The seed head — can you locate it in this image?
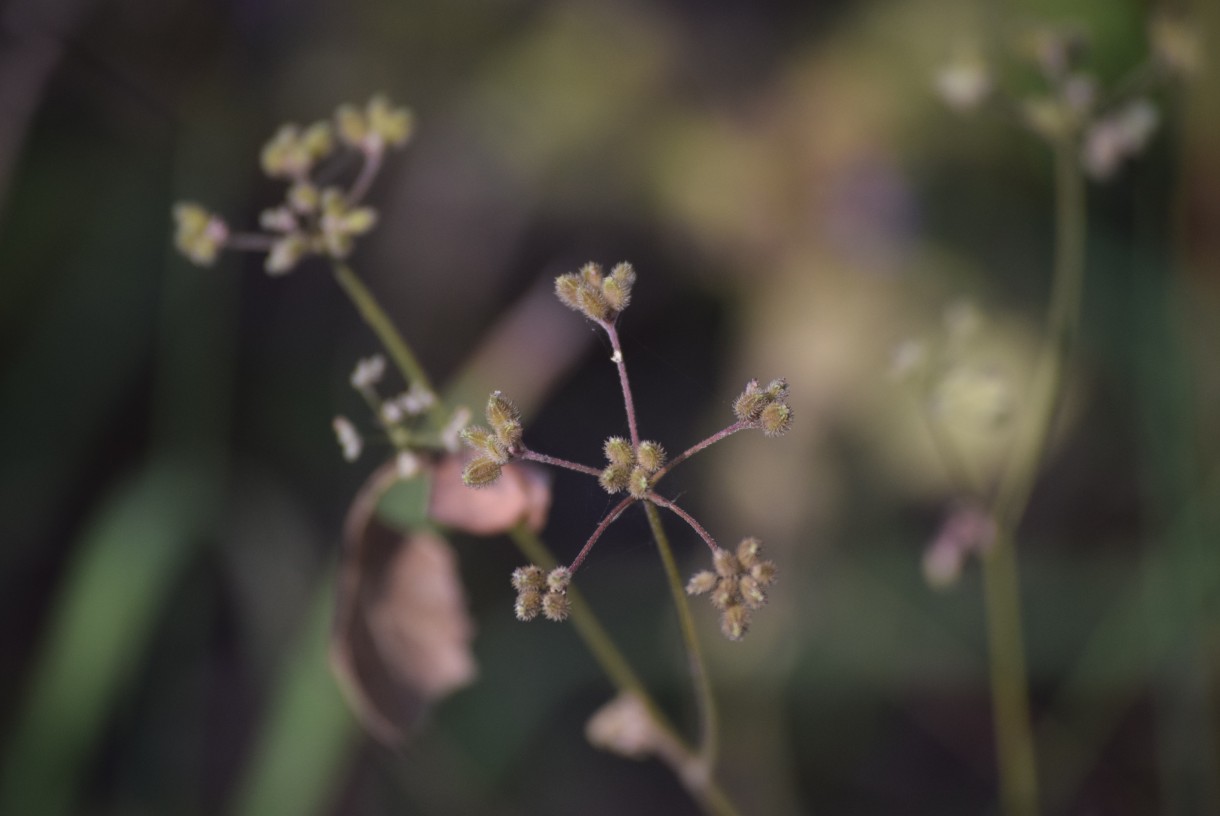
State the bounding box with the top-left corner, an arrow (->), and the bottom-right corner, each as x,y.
759,401 -> 793,437
515,591 -> 543,621
542,591 -> 571,622
512,565 -> 545,593
720,605 -> 750,641
712,548 -> 740,578
603,436 -> 635,467
686,571 -> 718,595
599,463 -> 631,494
626,466 -> 652,499
546,566 -> 572,593
636,441 -> 666,473
461,456 -> 503,487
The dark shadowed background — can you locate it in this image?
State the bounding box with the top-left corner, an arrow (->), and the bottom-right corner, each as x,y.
2,0 -> 1219,813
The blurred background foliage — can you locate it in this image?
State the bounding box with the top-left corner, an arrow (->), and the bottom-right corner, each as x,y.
2,0 -> 1219,813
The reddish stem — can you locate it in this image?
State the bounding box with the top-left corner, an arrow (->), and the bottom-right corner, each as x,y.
569,495 -> 637,573
600,320 -> 641,449
646,493 -> 721,554
651,420 -> 748,483
519,447 -> 603,478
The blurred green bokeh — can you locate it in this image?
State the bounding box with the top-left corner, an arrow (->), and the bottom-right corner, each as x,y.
2,0 -> 1218,813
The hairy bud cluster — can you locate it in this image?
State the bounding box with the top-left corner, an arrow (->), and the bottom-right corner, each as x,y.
172,95 -> 411,275
733,378 -> 793,437
686,537 -> 777,640
460,391 -> 524,487
554,262 -> 637,323
598,436 -> 667,498
512,564 -> 572,622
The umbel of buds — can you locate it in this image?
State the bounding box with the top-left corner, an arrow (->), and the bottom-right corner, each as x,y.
599,437 -> 667,498
733,378 -> 794,437
686,538 -> 778,641
554,262 -> 637,323
512,565 -> 572,622
172,94 -> 412,276
461,391 -> 524,487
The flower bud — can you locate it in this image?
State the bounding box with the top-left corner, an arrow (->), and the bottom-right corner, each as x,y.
512,565 -> 545,593
599,463 -> 631,494
686,571 -> 718,595
515,590 -> 542,621
542,591 -> 571,621
636,441 -> 666,473
720,604 -> 750,641
759,401 -> 793,437
461,456 -> 503,487
603,436 -> 634,467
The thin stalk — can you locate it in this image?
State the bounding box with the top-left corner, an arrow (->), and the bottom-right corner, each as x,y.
647,493 -> 721,555
568,496 -> 637,574
652,421 -> 747,483
982,134 -> 1087,816
509,526 -> 741,816
601,321 -> 641,448
518,447 -> 604,478
643,502 -> 720,772
332,263 -> 436,398
347,147 -> 384,205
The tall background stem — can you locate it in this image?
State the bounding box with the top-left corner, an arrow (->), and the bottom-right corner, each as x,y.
983,135 -> 1087,816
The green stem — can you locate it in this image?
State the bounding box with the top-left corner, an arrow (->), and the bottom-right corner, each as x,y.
510,526 -> 740,816
983,134 -> 1087,816
332,263 -> 435,397
643,502 -> 720,772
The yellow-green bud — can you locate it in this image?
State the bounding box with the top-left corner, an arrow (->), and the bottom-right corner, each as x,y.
739,575 -> 767,609
635,441 -> 666,473
512,565 -> 545,593
302,120 -> 334,158
686,571 -> 718,595
461,456 -> 503,487
751,560 -> 778,586
759,401 -> 793,437
601,262 -> 636,312
546,567 -> 571,592
515,590 -> 542,621
342,206 -> 378,235
366,94 -> 413,147
172,202 -> 228,266
288,182 -> 320,213
626,466 -> 651,499
542,591 -> 571,621
736,536 -> 762,567
265,233 -> 310,275
599,463 -> 631,494
712,548 -> 740,578
720,604 -> 750,641
603,436 -> 634,467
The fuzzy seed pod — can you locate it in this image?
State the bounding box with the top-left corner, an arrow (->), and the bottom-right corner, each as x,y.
603,436 -> 635,467
494,419 -> 523,449
599,463 -> 631,494
576,286 -> 611,322
739,576 -> 767,609
515,591 -> 542,621
579,262 -> 604,286
485,391 -> 520,431
512,565 -> 545,593
635,441 -> 666,473
601,262 -> 636,312
712,548 -> 740,578
710,581 -> 736,610
460,425 -> 510,464
720,605 -> 750,641
626,466 -> 652,499
733,382 -> 769,422
461,456 -> 503,487
542,591 -> 571,621
555,275 -> 583,311
751,560 -> 778,586
759,401 -> 793,437
686,571 -> 718,595
764,378 -> 789,401
546,567 -> 572,593
736,537 -> 763,567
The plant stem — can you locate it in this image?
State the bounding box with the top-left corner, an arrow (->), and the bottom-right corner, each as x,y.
601,321 -> 641,448
982,134 -> 1086,816
332,263 -> 436,398
509,526 -> 740,816
568,495 -> 636,573
647,492 -> 721,555
643,502 -> 720,773
518,447 -> 604,478
652,421 -> 747,483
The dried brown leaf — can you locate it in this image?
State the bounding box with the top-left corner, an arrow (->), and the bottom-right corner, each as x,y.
331,463 -> 476,746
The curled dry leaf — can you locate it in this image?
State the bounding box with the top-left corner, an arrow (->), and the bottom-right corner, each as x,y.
428,453 -> 551,535
331,463 -> 477,746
